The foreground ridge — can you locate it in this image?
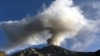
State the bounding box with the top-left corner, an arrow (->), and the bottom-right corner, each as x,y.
1,45 -> 100,56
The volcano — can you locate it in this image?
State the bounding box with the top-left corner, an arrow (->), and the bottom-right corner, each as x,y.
3,45 -> 98,56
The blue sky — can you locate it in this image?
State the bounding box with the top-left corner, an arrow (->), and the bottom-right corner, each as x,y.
0,0 -> 100,52
0,0 -> 53,21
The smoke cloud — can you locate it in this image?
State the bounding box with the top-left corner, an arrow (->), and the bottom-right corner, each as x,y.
0,0 -> 100,53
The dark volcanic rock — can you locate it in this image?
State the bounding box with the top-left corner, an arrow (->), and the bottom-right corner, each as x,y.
91,50 -> 100,56
9,45 -> 100,56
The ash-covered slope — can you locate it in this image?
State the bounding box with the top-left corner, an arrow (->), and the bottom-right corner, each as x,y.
10,45 -> 100,56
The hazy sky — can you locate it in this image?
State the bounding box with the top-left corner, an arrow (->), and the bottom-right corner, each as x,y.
0,0 -> 100,52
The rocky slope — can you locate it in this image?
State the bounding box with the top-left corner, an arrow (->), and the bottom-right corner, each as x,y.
0,51 -> 6,56
10,45 -> 100,56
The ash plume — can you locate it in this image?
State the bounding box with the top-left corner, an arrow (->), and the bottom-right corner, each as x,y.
0,0 -> 100,54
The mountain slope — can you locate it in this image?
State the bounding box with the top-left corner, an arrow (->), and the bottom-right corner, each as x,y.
10,45 -> 100,56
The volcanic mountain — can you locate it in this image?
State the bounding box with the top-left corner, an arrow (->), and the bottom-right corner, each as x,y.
7,45 -> 100,56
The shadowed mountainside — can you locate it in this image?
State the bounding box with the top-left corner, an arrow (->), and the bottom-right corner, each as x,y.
9,45 -> 100,56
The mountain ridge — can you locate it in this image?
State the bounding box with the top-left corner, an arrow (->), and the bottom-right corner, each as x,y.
9,45 -> 100,56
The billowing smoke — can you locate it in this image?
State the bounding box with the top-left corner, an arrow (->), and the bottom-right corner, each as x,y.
0,0 -> 100,54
